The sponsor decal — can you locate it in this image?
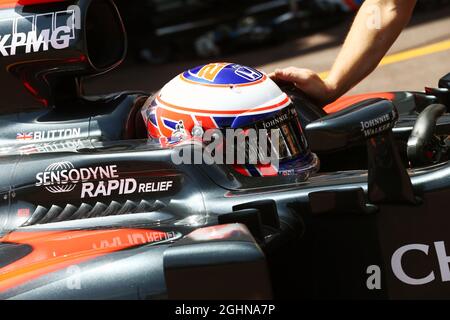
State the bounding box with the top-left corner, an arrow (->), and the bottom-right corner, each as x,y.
392,241 -> 450,285
92,230 -> 180,250
360,112 -> 395,137
184,63 -> 264,85
16,132 -> 33,140
261,110 -> 292,129
16,128 -> 82,141
234,65 -> 263,82
0,9 -> 76,56
36,161 -> 78,193
81,179 -> 174,199
35,161 -> 176,199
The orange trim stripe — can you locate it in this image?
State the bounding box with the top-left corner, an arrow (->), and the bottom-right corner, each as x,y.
0,0 -> 66,8
0,229 -> 172,293
157,95 -> 290,116
324,92 -> 395,114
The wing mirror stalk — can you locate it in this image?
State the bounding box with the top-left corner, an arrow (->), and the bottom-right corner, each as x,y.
306,98 -> 418,204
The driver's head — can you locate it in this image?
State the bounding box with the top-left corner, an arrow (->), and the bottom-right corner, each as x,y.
141,62 -> 319,178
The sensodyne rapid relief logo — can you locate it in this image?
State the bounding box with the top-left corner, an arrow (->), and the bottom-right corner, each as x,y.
35,161 -> 175,199
0,9 -> 76,56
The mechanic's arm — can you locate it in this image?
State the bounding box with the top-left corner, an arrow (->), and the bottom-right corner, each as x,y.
270,0 -> 417,106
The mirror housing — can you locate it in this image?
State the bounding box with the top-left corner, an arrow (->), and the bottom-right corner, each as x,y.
305,98 -> 398,153
0,0 -> 126,111
439,72 -> 450,90
407,104 -> 446,166
306,98 -> 418,204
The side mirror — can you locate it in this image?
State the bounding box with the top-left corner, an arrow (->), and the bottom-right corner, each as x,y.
431,73 -> 450,107
305,98 -> 398,153
306,98 -> 417,205
439,72 -> 450,90
407,104 -> 446,166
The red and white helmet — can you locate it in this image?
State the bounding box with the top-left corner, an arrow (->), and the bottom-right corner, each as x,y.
141,62 -> 319,178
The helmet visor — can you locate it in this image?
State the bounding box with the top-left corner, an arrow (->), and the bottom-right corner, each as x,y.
242,104 -> 309,163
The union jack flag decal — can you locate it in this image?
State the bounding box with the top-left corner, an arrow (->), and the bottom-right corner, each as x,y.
16,132 -> 33,140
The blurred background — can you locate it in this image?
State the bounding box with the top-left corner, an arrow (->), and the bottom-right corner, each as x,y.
85,0 -> 450,97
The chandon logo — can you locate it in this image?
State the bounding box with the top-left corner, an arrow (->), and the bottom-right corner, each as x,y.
392,241 -> 450,285
0,9 -> 76,56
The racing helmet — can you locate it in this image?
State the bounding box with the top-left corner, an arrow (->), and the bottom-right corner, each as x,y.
141,62 -> 319,178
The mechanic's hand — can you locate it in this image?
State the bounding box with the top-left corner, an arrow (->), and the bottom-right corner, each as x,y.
269,67 -> 338,106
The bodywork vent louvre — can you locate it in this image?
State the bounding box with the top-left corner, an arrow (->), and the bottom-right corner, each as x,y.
101,201 -> 122,217
117,200 -> 137,216
71,203 -> 93,221
39,205 -> 63,224
54,204 -> 78,222
23,200 -> 167,226
23,206 -> 48,226
86,202 -> 108,219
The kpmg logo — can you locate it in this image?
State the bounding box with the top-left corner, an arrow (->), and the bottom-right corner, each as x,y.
0,9 -> 77,56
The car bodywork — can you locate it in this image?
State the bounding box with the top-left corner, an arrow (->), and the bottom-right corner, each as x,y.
0,0 -> 450,300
